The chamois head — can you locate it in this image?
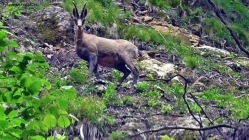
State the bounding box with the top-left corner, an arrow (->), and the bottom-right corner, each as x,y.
72,1 -> 88,29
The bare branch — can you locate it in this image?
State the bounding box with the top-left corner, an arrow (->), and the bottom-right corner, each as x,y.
130,124 -> 234,138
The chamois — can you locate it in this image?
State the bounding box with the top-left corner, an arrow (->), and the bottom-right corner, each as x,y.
72,2 -> 142,89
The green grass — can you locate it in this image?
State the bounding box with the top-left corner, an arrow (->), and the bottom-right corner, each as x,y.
63,0 -> 124,25
69,61 -> 88,84
184,56 -> 200,69
201,88 -> 249,120
205,0 -> 249,46
68,95 -> 114,126
142,0 -> 181,8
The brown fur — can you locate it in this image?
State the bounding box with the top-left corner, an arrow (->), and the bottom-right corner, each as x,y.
72,2 -> 142,88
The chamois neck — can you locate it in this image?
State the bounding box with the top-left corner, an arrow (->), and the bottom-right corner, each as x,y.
75,29 -> 85,46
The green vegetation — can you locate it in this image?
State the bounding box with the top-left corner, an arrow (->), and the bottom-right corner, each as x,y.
103,84 -> 120,106
199,0 -> 249,46
142,0 -> 181,9
63,0 -> 125,25
0,24 -> 73,139
110,131 -> 128,140
0,24 -> 113,139
184,56 -> 200,69
68,95 -> 114,127
69,61 -> 88,84
161,135 -> 175,140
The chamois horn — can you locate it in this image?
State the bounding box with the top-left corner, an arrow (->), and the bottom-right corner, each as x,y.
81,1 -> 87,18
72,1 -> 79,18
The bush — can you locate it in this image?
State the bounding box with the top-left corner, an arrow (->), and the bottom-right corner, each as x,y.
0,25 -> 78,139
69,61 -> 88,84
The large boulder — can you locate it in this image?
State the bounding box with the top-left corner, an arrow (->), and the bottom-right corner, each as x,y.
30,5 -> 73,46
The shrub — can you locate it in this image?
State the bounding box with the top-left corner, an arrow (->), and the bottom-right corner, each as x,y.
69,61 -> 88,84
0,25 -> 78,139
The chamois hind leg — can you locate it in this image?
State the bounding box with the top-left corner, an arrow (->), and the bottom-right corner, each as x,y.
115,62 -> 131,87
89,53 -> 98,80
122,57 -> 139,89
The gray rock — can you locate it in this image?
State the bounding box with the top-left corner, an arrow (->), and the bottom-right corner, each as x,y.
30,6 -> 73,45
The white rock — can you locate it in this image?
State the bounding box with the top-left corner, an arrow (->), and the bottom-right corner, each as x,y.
194,45 -> 230,56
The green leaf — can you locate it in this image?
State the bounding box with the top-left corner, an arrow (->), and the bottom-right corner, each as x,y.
0,22 -> 3,27
58,98 -> 68,110
20,75 -> 32,88
34,52 -> 46,63
50,89 -> 62,95
24,52 -> 34,59
57,115 -> 70,128
0,30 -> 7,39
2,135 -> 18,140
0,47 -> 6,52
27,80 -> 42,95
46,136 -> 54,140
11,118 -> 25,127
1,60 -> 13,69
41,79 -> 51,90
7,52 -> 17,60
2,91 -> 14,103
27,65 -> 36,72
8,110 -> 18,119
36,121 -> 48,134
47,105 -> 59,117
63,88 -> 77,99
0,120 -> 9,130
26,120 -> 41,131
6,40 -> 18,48
0,107 -> 6,121
30,135 -> 46,140
58,110 -> 68,115
41,94 -> 55,104
5,128 -> 22,139
43,114 -> 56,128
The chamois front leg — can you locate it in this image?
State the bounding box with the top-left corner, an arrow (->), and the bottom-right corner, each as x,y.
93,64 -> 100,80
89,53 -> 98,80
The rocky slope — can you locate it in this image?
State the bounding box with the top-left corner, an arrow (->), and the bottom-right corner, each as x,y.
3,0 -> 249,139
